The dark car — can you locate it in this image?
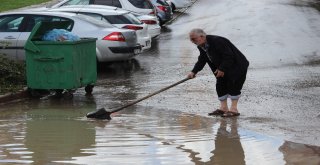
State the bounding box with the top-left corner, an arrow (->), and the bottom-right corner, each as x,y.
149,0 -> 173,26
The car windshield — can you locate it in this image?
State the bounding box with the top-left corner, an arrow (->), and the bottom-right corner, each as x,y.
104,13 -> 142,25
128,0 -> 153,9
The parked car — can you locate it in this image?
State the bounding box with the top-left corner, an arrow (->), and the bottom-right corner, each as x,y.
149,0 -> 173,26
0,11 -> 141,62
48,0 -> 157,18
31,4 -> 161,38
132,12 -> 160,38
47,5 -> 152,51
166,0 -> 193,11
77,5 -> 161,38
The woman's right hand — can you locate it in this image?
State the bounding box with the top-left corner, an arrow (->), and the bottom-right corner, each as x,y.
187,72 -> 196,79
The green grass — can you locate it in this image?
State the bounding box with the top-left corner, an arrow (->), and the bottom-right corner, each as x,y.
0,0 -> 52,12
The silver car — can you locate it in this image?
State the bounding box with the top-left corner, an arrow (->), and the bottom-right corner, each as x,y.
150,0 -> 173,26
0,11 -> 141,62
47,5 -> 152,52
48,0 -> 157,17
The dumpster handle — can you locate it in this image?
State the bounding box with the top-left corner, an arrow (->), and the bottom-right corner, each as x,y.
34,57 -> 64,61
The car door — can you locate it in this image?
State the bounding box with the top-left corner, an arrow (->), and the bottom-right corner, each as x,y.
0,15 -> 25,61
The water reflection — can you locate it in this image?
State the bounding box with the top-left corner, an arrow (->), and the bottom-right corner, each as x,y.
1,102 -> 320,164
210,118 -> 245,164
279,141 -> 320,164
0,98 -> 97,164
177,118 -> 245,165
25,109 -> 95,164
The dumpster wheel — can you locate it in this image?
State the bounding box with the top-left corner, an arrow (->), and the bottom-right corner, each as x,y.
62,90 -> 74,99
85,85 -> 94,94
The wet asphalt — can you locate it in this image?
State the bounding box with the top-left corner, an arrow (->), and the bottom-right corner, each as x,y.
91,0 -> 320,146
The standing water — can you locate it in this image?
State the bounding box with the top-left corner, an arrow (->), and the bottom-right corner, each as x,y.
0,99 -> 319,164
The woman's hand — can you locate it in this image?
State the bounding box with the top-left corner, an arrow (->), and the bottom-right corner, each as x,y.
214,69 -> 224,78
187,72 -> 196,79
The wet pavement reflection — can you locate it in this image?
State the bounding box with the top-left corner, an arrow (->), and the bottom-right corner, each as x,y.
1,102 -> 320,164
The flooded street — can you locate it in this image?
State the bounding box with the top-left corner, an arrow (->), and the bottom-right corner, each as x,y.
1,99 -> 319,164
1,0 -> 320,164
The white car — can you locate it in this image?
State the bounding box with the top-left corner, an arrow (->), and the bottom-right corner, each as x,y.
48,0 -> 157,17
132,12 -> 160,38
0,11 -> 141,62
167,0 -> 193,11
48,5 -> 152,51
30,5 -> 161,38
80,5 -> 161,38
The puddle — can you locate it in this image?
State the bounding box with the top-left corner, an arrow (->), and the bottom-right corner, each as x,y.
0,103 -> 319,164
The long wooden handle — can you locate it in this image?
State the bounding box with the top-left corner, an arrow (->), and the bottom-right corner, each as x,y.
110,77 -> 190,113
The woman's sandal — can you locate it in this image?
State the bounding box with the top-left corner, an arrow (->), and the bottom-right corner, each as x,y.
208,109 -> 225,116
222,111 -> 240,117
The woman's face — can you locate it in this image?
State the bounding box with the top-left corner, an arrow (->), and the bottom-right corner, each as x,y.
189,33 -> 206,46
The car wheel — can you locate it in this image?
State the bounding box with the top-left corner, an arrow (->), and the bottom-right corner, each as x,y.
158,17 -> 164,26
171,3 -> 176,12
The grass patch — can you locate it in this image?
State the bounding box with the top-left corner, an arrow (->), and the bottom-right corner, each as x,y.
0,54 -> 26,94
0,0 -> 52,12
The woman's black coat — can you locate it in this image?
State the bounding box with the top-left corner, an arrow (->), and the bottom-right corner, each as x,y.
191,35 -> 249,80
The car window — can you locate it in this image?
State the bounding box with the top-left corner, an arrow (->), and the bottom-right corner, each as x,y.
80,12 -> 105,21
156,0 -> 169,6
92,0 -> 122,8
104,13 -> 142,25
128,0 -> 153,9
0,15 -> 24,32
24,15 -> 73,32
61,0 -> 90,7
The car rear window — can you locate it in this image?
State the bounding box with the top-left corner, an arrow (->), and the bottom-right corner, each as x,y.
156,0 -> 169,6
128,0 -> 153,9
75,13 -> 114,28
93,0 -> 122,8
61,0 -> 90,7
104,13 -> 142,25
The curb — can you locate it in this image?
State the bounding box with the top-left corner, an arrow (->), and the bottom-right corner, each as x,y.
0,87 -> 29,104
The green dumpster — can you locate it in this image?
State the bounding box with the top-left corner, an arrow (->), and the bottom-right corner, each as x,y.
24,21 -> 97,97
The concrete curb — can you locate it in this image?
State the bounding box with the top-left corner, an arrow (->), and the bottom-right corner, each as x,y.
0,87 -> 29,104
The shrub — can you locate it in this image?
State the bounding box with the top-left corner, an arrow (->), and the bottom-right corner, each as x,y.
0,54 -> 26,94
